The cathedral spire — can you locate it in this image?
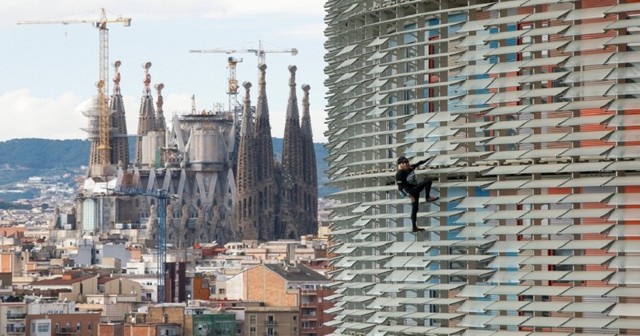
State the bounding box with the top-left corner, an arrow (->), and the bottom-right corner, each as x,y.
301,84 -> 313,140
134,62 -> 157,166
255,63 -> 271,131
285,65 -> 300,121
281,65 -> 305,239
155,83 -> 166,133
300,84 -> 318,236
252,63 -> 276,241
235,82 -> 259,240
241,82 -> 254,136
109,60 -> 129,168
113,60 -> 122,96
282,65 -> 303,176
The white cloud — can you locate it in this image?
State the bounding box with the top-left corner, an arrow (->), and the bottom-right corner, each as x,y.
0,89 -> 86,141
277,23 -> 327,39
0,88 -> 327,143
0,1 -> 329,142
202,0 -> 325,19
0,0 -> 325,25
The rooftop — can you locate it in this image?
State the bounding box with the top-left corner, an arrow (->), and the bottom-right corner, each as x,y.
264,264 -> 330,282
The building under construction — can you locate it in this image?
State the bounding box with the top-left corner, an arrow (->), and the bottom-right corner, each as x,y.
67,59 -> 317,248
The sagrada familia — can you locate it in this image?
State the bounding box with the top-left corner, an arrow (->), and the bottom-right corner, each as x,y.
60,60 -> 317,247
235,64 -> 318,241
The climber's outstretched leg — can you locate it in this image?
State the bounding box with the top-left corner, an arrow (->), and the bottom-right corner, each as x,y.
407,178 -> 438,231
409,196 -> 425,232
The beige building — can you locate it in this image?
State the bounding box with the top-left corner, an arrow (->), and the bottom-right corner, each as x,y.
77,276 -> 142,322
28,271 -> 98,302
242,306 -> 299,336
243,264 -> 329,307
0,301 -> 27,336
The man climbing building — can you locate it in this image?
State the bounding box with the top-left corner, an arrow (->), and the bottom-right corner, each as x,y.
395,156 -> 439,232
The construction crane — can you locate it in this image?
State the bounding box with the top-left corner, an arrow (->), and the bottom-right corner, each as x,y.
190,40 -> 297,108
248,40 -> 298,65
190,40 -> 298,66
189,40 -> 297,133
18,8 -> 132,172
188,54 -> 244,110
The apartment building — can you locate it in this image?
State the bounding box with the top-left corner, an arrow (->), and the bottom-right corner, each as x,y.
299,287 -> 336,336
324,0 -> 640,335
242,306 -> 299,336
25,312 -> 100,336
244,264 -> 331,307
1,301 -> 26,336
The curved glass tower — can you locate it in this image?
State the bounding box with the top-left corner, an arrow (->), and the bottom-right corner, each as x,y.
324,0 -> 640,335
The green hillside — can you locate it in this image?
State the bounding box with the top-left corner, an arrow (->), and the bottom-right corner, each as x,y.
0,138 -> 335,196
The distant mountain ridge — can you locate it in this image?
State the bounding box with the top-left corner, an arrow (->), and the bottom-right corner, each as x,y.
0,138 -> 90,168
0,138 -> 335,196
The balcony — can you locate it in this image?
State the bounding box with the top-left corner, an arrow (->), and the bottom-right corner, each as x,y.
56,327 -> 75,335
6,326 -> 26,334
301,314 -> 318,321
7,313 -> 27,319
300,324 -> 318,331
300,301 -> 318,308
265,320 -> 277,326
0,286 -> 13,295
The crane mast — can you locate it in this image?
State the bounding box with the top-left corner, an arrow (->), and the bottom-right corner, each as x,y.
18,8 -> 132,174
98,9 -> 111,95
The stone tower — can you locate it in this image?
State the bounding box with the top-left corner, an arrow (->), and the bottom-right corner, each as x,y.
234,64 -> 318,242
155,83 -> 167,133
235,82 -> 258,240
86,61 -> 129,174
281,65 -> 305,239
300,84 -> 318,236
109,60 -> 130,168
253,64 -> 277,241
134,62 -> 157,165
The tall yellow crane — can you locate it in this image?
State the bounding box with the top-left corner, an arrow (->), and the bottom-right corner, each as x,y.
18,9 -> 132,173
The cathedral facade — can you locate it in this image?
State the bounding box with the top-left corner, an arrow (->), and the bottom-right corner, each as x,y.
73,60 -> 318,246
235,64 -> 319,242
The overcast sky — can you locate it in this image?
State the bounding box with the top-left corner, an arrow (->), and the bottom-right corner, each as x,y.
0,0 -> 328,142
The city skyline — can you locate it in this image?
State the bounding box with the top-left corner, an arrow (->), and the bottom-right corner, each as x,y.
0,0 -> 328,142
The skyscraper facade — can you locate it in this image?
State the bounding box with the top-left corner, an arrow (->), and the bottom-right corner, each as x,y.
324,0 -> 640,334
